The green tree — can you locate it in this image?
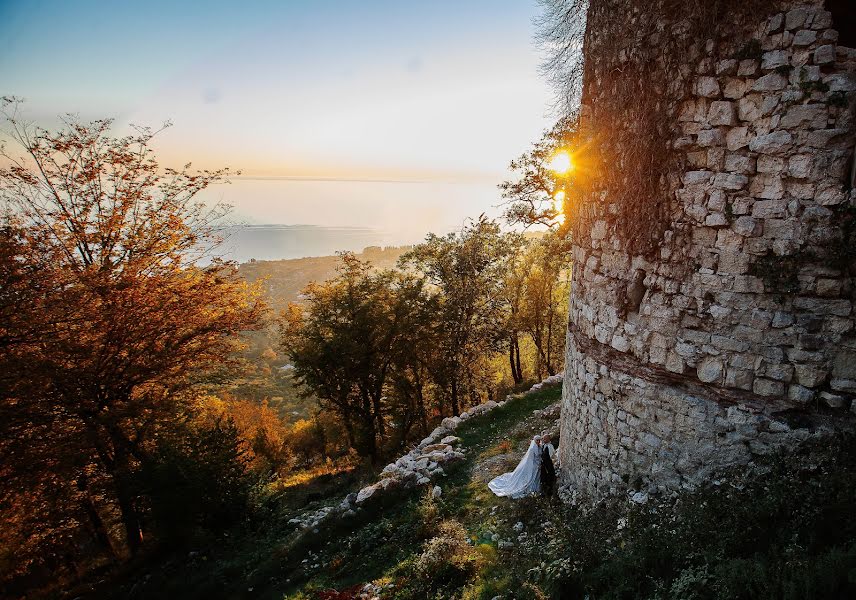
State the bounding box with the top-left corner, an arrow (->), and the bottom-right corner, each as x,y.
519,235 -> 571,377
400,217 -> 519,415
282,254 -> 425,461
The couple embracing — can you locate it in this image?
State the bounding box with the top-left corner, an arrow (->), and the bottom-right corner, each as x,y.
488,434 -> 557,499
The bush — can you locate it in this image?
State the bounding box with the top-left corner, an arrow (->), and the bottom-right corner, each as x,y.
532,436 -> 856,600
392,520 -> 482,599
139,417 -> 257,544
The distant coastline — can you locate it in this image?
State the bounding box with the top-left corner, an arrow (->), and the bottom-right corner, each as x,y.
215,224 -> 405,263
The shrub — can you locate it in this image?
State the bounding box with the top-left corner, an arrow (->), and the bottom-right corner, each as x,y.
532,436 -> 856,600
139,417 -> 257,544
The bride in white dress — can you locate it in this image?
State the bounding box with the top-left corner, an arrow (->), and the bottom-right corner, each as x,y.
488,435 -> 542,498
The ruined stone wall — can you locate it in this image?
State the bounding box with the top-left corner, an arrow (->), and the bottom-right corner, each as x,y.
559,0 -> 856,497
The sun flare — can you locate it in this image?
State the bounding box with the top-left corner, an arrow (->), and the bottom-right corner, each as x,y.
548,150 -> 572,175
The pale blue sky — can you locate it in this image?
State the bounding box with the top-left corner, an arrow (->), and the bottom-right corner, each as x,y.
1,0 -> 554,238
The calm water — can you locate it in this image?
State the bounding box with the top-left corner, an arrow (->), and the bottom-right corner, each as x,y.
199,177 -> 506,262
217,224 -> 398,263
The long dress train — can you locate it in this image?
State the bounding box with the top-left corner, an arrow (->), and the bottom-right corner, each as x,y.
487,439 -> 542,498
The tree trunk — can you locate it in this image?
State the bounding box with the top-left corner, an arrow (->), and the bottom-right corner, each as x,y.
515,337 -> 523,383
451,378 -> 460,416
508,336 -> 523,384
114,476 -> 143,556
77,475 -> 117,561
360,392 -> 379,463
99,424 -> 144,556
415,378 -> 428,436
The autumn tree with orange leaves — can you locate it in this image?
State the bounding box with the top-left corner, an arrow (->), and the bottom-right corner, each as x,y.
0,99 -> 265,582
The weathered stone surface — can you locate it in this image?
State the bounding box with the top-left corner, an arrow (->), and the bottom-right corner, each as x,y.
696,76 -> 721,97
698,357 -> 724,383
558,0 -> 856,502
733,216 -> 761,237
792,29 -> 817,46
748,131 -> 793,154
761,50 -> 789,70
814,44 -> 836,65
784,7 -> 807,30
752,73 -> 787,92
708,101 -> 736,125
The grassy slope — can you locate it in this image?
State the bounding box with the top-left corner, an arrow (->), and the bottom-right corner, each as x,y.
87,386 -> 560,600
273,385 -> 563,598
88,382 -> 856,600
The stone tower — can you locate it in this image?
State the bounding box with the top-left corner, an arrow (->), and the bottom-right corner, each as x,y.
559,0 -> 856,498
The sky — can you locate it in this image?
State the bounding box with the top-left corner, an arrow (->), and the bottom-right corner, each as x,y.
0,0 -> 555,256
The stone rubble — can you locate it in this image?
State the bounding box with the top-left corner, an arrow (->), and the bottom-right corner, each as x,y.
286,375 -> 563,531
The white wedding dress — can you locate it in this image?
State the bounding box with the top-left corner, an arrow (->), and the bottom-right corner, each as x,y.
487,439 -> 542,498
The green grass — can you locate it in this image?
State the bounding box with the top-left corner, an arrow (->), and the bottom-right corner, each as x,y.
83,386 -> 561,600
79,386 -> 856,600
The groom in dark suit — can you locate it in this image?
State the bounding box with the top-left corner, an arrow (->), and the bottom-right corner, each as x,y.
539,434 -> 557,497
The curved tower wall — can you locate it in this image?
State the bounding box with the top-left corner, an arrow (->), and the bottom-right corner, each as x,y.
560,0 -> 856,497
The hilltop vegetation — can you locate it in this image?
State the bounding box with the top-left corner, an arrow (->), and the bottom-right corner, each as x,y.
0,104 -> 571,598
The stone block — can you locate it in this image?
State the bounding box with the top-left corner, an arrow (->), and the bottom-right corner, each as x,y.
705,212 -> 728,227
752,73 -> 787,92
788,384 -> 815,403
713,172 -> 748,190
748,131 -> 793,154
711,334 -> 749,352
756,155 -> 786,173
611,335 -> 631,353
683,170 -> 714,185
697,128 -> 723,147
697,357 -> 724,383
761,50 -> 789,70
763,363 -> 794,382
792,29 -> 817,46
715,59 -> 738,75
725,368 -> 754,390
723,78 -> 747,99
813,44 -> 836,65
726,127 -> 750,151
724,153 -> 755,174
810,10 -> 833,29
733,216 -> 761,237
820,29 -> 838,43
816,278 -> 842,297
764,15 -> 786,36
738,59 -> 759,76
708,101 -> 736,126
707,148 -> 726,170
820,391 -> 845,408
785,8 -> 807,30
787,154 -> 812,178
749,174 -> 785,199
787,181 -> 815,199
737,94 -> 762,121
665,352 -> 685,374
806,129 -> 849,149
753,378 -> 785,397
780,104 -> 828,129
831,379 -> 856,393
833,349 -> 856,379
771,311 -> 794,328
696,76 -> 721,98
825,73 -> 856,93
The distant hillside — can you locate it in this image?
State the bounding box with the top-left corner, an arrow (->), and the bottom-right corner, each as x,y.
238,245 -> 410,310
